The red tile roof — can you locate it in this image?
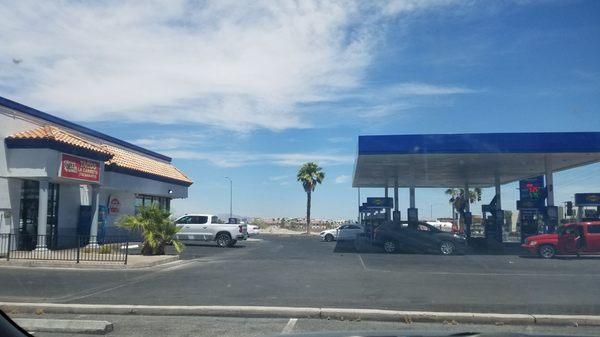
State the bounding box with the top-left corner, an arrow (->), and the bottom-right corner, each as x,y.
7,125 -> 111,156
7,125 -> 192,185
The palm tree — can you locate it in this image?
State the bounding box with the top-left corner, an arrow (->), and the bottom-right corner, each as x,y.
118,204 -> 185,255
297,162 -> 325,234
445,187 -> 482,231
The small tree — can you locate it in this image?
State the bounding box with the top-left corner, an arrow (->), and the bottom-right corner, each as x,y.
118,204 -> 185,255
297,162 -> 325,234
445,187 -> 482,232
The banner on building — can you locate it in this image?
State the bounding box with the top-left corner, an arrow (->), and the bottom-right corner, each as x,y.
59,153 -> 100,183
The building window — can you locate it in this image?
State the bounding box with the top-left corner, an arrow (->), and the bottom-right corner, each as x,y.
135,194 -> 171,214
47,183 -> 60,249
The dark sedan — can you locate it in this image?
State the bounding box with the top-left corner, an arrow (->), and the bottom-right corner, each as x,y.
374,221 -> 467,255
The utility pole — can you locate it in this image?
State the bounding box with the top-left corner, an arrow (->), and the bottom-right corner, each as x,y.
225,177 -> 232,220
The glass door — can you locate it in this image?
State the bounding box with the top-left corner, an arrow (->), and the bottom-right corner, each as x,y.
18,180 -> 39,250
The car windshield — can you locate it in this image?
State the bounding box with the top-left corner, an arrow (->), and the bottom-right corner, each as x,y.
2,2 -> 600,337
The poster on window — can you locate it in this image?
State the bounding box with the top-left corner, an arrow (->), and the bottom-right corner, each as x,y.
59,153 -> 100,182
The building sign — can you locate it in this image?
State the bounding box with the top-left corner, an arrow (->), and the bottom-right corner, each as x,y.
366,197 -> 393,209
59,153 -> 100,183
108,197 -> 120,214
575,193 -> 600,206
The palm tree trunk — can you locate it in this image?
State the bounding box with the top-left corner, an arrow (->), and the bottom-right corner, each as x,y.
306,191 -> 311,234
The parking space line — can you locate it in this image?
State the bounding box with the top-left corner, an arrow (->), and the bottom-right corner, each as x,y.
358,254 -> 367,271
281,318 -> 297,334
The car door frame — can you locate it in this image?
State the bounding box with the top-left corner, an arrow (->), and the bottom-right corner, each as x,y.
557,224 -> 578,254
583,224 -> 600,253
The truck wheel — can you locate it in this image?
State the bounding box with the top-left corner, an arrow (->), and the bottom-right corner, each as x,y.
227,239 -> 237,247
324,234 -> 334,242
216,233 -> 232,248
440,241 -> 455,255
383,240 -> 397,253
538,244 -> 556,259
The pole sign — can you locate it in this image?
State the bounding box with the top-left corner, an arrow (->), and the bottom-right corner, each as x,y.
517,176 -> 545,210
59,153 -> 100,183
574,193 -> 600,206
366,197 -> 393,209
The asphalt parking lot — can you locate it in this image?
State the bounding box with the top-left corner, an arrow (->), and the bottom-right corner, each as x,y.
1,234 -> 600,315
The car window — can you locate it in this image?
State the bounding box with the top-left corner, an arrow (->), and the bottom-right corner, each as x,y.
176,216 -> 191,224
417,224 -> 430,232
587,225 -> 600,234
211,216 -> 219,224
191,216 -> 208,224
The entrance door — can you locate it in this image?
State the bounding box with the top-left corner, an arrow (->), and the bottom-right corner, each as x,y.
18,180 -> 39,250
46,183 -> 60,249
557,225 -> 578,254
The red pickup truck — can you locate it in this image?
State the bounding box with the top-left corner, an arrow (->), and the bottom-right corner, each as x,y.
522,221 -> 600,258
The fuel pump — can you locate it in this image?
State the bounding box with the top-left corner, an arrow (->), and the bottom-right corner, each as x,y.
482,195 -> 503,243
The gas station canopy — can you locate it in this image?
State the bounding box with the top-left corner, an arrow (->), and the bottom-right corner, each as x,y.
353,132 -> 600,188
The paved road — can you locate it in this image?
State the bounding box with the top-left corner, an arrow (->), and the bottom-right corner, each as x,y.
1,234 -> 600,314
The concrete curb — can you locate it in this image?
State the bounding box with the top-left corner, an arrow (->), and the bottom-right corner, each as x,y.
3,302 -> 600,326
13,318 -> 113,334
0,255 -> 179,270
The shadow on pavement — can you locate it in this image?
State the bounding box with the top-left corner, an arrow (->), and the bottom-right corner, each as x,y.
333,237 -> 530,257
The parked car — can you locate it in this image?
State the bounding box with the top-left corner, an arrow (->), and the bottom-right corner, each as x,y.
320,224 -> 364,242
246,223 -> 260,236
374,221 -> 467,255
521,221 -> 600,258
174,214 -> 248,247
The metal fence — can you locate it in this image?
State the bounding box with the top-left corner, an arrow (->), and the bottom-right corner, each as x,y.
0,234 -> 129,264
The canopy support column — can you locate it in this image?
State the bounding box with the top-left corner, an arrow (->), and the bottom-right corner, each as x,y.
545,156 -> 554,206
409,187 -> 415,208
394,178 -> 399,212
384,187 -> 390,220
494,173 -> 502,210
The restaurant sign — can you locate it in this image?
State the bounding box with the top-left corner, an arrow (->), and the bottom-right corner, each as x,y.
59,153 -> 100,183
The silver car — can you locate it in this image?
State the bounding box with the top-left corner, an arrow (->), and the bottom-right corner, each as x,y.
320,224 -> 364,242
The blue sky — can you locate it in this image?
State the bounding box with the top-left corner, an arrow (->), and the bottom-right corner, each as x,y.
1,1 -> 599,219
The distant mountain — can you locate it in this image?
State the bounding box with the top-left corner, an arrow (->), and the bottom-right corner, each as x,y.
216,213 -> 252,221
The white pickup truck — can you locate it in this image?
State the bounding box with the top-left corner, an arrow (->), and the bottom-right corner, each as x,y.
174,214 -> 248,247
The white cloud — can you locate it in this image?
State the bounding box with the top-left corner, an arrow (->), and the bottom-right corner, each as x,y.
334,174 -> 350,184
389,82 -> 478,95
166,150 -> 353,168
0,1 -> 456,131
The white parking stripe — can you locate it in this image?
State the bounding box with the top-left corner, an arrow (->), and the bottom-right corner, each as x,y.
358,254 -> 367,271
281,318 -> 298,334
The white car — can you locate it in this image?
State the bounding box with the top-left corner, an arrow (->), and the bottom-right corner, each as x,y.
246,224 -> 260,236
174,214 -> 248,247
320,224 -> 364,242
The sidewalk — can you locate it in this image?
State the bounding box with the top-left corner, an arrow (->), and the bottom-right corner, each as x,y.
3,302 -> 600,327
0,254 -> 178,269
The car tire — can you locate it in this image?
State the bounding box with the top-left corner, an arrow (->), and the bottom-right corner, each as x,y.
440,241 -> 455,255
227,239 -> 237,248
324,234 -> 334,242
216,233 -> 232,248
383,239 -> 397,253
538,244 -> 556,259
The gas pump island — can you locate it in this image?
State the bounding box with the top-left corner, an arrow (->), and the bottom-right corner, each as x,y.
352,132 -> 600,246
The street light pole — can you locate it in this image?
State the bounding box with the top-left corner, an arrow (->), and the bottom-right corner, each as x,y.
224,177 -> 232,219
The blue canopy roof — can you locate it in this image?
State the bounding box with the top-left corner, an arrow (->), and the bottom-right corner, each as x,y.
353,132 -> 600,188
